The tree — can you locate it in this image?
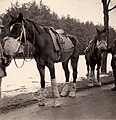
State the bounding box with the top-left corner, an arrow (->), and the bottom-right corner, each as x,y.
1,1 -> 116,57
101,0 -> 116,73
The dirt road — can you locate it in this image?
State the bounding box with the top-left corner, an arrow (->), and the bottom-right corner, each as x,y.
0,84 -> 116,120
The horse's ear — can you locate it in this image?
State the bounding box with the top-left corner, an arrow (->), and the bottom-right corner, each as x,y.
101,27 -> 106,33
96,27 -> 106,35
16,13 -> 23,23
9,14 -> 17,26
10,14 -> 15,20
18,13 -> 23,18
96,27 -> 100,34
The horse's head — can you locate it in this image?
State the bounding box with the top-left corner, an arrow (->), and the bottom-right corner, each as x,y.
95,28 -> 107,52
3,13 -> 26,56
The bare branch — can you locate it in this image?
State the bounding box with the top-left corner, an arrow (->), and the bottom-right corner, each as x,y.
107,0 -> 111,6
108,5 -> 116,12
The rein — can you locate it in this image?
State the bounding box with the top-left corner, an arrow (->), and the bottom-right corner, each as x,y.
13,21 -> 35,68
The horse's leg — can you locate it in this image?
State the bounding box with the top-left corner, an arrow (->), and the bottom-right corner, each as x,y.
91,65 -> 95,82
69,56 -> 79,97
86,60 -> 90,78
47,61 -> 60,107
87,63 -> 95,86
0,78 -> 2,99
111,67 -> 116,90
37,64 -> 46,106
96,62 -> 102,86
60,59 -> 70,97
96,69 -> 101,86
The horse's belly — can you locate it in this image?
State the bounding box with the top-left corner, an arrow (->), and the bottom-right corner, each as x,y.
58,48 -> 74,62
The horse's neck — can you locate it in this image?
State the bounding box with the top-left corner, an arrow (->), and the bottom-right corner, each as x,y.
25,20 -> 44,46
92,36 -> 97,45
87,38 -> 97,56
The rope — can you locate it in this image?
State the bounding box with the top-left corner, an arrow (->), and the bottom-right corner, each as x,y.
23,21 -> 35,62
13,56 -> 25,68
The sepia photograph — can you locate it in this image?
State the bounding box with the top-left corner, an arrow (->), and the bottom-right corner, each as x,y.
0,0 -> 116,119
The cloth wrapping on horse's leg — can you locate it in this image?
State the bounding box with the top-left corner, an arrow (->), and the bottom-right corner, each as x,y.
87,71 -> 96,86
88,71 -> 95,81
37,88 -> 46,106
60,82 -> 70,97
93,70 -> 102,87
51,79 -> 60,107
69,82 -> 76,97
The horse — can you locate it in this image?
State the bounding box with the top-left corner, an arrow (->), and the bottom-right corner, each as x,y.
4,13 -> 81,107
84,28 -> 107,86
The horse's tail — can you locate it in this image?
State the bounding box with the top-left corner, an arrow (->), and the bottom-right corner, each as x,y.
67,34 -> 80,78
67,34 -> 82,56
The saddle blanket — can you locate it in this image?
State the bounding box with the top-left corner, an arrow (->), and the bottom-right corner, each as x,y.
49,29 -> 74,52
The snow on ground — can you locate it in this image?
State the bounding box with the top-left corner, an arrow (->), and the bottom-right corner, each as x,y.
1,55 -> 112,97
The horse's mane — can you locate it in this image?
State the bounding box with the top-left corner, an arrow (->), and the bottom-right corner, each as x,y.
25,19 -> 44,34
85,36 -> 98,54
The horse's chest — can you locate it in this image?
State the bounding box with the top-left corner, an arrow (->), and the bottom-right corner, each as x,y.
112,48 -> 116,61
90,53 -> 100,63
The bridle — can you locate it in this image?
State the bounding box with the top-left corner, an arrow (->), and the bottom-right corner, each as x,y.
9,21 -> 35,68
10,22 -> 27,43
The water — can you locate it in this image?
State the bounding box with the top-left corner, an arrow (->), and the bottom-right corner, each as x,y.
1,55 -> 112,97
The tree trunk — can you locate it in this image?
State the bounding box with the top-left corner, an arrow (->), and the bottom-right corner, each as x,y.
101,0 -> 109,74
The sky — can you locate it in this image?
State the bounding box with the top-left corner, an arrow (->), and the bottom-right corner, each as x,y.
0,0 -> 116,28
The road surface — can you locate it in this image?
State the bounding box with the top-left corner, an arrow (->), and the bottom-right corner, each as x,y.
0,84 -> 116,120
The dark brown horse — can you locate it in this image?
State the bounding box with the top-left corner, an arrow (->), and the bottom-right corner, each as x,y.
4,13 -> 81,106
85,28 -> 107,86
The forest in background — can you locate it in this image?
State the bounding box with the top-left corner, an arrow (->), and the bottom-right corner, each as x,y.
0,0 -> 116,55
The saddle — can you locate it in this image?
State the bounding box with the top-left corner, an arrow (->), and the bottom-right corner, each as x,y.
84,40 -> 93,53
43,27 -> 74,52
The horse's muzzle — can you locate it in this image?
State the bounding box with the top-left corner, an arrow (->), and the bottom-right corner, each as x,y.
3,36 -> 21,56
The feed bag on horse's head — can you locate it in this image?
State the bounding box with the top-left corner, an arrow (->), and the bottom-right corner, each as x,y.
4,37 -> 21,56
97,40 -> 107,51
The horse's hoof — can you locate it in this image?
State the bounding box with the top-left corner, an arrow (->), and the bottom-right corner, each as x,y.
52,98 -> 61,107
111,87 -> 116,91
53,102 -> 61,107
37,88 -> 46,106
60,83 -> 69,97
69,83 -> 76,97
98,82 -> 102,86
86,73 -> 89,77
87,83 -> 94,87
69,91 -> 76,98
60,92 -> 68,97
38,102 -> 45,106
94,82 -> 102,87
